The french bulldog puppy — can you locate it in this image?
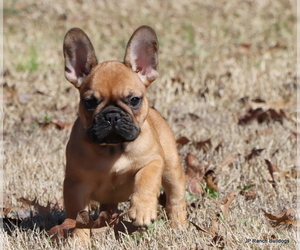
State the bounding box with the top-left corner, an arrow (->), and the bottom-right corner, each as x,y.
63,26 -> 186,228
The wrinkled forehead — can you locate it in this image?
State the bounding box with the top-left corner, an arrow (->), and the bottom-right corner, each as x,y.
81,61 -> 146,98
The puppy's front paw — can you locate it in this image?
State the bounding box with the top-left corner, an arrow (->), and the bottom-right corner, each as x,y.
128,195 -> 157,227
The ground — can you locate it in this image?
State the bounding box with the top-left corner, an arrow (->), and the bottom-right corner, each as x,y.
2,0 -> 298,249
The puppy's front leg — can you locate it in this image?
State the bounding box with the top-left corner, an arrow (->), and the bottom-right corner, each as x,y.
63,178 -> 92,219
129,159 -> 163,227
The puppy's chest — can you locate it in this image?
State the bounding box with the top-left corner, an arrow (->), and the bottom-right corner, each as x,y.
90,155 -> 138,203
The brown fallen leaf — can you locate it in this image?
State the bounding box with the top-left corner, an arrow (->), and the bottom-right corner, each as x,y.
211,235 -> 225,248
50,197 -> 64,211
188,178 -> 204,196
190,214 -> 219,236
238,98 -> 294,125
251,98 -> 294,113
190,214 -> 225,248
189,221 -> 211,235
17,197 -> 51,215
238,108 -> 265,125
4,196 -> 58,220
264,159 -> 280,182
237,43 -> 252,54
2,206 -> 25,217
240,189 -> 257,201
195,139 -> 212,153
75,210 -> 95,228
49,218 -> 76,241
214,142 -> 223,152
205,170 -> 218,192
262,208 -> 300,227
52,121 -> 73,130
185,153 -> 206,179
216,154 -> 237,171
176,136 -> 190,145
49,209 -> 127,244
185,152 -> 218,197
39,121 -> 73,130
244,148 -> 265,161
213,191 -> 236,220
188,112 -> 201,120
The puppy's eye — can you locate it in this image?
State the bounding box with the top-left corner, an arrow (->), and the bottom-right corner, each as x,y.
83,98 -> 98,111
129,96 -> 142,108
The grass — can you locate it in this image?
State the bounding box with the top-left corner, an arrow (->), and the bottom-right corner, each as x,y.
2,0 -> 298,249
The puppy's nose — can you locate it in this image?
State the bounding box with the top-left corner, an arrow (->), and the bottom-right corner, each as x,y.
104,112 -> 121,125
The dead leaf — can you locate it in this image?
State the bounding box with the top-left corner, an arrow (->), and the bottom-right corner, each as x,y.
171,74 -> 185,85
238,98 -> 294,125
262,208 -> 300,227
251,98 -> 294,113
238,43 -> 252,54
189,221 -> 211,235
49,218 -> 77,241
238,108 -> 266,125
211,235 -> 225,248
49,209 -> 127,244
39,121 -> 73,130
185,153 -> 206,179
176,136 -> 190,145
112,220 -> 140,237
75,210 -> 95,228
185,153 -> 208,196
216,154 -> 237,171
205,171 -> 218,191
244,148 -> 265,161
52,121 -> 73,130
240,190 -> 257,201
17,197 -> 51,214
214,142 -> 223,152
190,215 -> 224,248
264,159 -> 280,182
190,214 -> 219,236
196,139 -> 212,153
188,178 -> 204,196
188,112 -> 201,120
50,197 -> 64,211
213,191 -> 236,220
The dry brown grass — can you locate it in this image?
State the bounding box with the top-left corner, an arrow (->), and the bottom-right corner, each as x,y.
2,0 -> 298,249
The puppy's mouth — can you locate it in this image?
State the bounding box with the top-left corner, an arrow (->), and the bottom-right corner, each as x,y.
86,107 -> 140,144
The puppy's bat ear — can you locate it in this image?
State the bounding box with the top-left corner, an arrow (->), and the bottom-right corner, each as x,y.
63,28 -> 98,88
124,26 -> 159,87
